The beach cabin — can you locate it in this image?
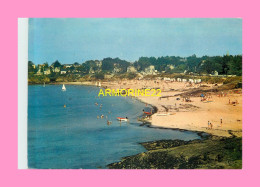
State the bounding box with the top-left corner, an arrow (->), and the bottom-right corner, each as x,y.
189,79 -> 194,83
60,69 -> 67,74
164,77 -> 171,81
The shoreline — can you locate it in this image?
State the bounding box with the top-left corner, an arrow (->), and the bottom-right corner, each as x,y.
100,80 -> 242,138
107,134 -> 242,169
42,80 -> 242,137
32,81 -> 242,137
29,82 -> 242,169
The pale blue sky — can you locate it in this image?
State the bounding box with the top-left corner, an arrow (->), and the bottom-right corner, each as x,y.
29,18 -> 242,64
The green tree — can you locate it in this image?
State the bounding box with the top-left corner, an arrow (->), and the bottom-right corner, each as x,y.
227,55 -> 242,76
95,72 -> 104,79
28,61 -> 36,73
52,60 -> 61,67
43,62 -> 49,68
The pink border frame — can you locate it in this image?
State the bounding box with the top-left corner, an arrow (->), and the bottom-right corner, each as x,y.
1,0 -> 260,186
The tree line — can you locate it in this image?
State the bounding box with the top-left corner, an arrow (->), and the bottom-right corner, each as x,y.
28,54 -> 242,76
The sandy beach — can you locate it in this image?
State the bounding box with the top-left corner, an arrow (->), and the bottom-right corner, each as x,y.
102,80 -> 242,137
60,80 -> 242,137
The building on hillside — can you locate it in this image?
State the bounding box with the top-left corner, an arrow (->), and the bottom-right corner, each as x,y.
113,67 -> 121,73
60,69 -> 67,74
73,63 -> 81,68
44,68 -> 51,75
89,67 -> 95,74
212,70 -> 218,76
144,65 -> 157,75
127,66 -> 137,73
53,67 -> 60,73
200,60 -> 206,66
64,64 -> 73,68
35,70 -> 43,76
165,64 -> 175,71
35,64 -> 44,75
95,61 -> 102,68
113,64 -> 122,74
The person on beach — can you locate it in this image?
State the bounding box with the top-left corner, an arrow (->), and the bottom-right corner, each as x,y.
208,121 -> 210,129
210,123 -> 213,129
220,118 -> 223,127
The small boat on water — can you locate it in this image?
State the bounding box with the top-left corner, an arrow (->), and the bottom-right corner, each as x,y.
62,84 -> 66,91
116,117 -> 128,122
143,109 -> 153,115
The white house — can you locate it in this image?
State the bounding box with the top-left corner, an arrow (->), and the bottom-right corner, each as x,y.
164,77 -> 171,81
127,66 -> 137,73
145,65 -> 157,75
189,79 -> 194,83
177,78 -> 182,82
54,67 -> 60,73
44,68 -> 51,75
64,64 -> 73,68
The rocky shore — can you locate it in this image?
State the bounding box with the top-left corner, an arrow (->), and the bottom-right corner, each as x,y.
108,134 -> 242,169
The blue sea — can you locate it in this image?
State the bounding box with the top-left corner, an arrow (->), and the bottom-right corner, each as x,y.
28,85 -> 201,169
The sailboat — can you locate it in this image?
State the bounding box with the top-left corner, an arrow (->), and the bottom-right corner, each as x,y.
116,117 -> 128,122
62,84 -> 66,91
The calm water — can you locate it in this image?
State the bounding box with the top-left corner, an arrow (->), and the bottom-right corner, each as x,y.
28,85 -> 201,169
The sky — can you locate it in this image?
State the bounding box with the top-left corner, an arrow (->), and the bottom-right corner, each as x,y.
29,18 -> 242,64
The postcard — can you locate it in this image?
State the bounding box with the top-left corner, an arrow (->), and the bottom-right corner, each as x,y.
24,18 -> 242,169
